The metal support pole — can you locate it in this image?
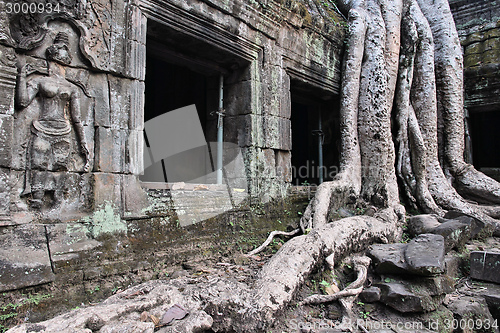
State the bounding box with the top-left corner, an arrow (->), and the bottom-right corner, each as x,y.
318,111 -> 323,184
312,111 -> 324,184
216,74 -> 224,184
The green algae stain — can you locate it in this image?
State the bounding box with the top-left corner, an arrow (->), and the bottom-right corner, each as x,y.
91,203 -> 127,238
64,223 -> 91,246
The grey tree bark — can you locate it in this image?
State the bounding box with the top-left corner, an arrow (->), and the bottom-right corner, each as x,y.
253,0 -> 500,328
302,0 -> 500,233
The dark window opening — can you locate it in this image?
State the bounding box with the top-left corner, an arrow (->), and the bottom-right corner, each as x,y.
144,56 -> 209,127
291,83 -> 340,186
141,19 -> 248,184
469,110 -> 500,169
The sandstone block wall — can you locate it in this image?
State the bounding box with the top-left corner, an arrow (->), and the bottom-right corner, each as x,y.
450,0 -> 500,171
0,0 -> 345,295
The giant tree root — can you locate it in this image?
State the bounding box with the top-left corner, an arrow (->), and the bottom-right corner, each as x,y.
246,228 -> 300,256
240,208 -> 398,331
7,210 -> 398,333
300,255 -> 370,306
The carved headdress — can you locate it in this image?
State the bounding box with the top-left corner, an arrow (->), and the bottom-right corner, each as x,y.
46,32 -> 72,65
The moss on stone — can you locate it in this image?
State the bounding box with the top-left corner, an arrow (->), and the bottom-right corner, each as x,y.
465,42 -> 484,56
464,53 -> 483,68
91,203 -> 127,238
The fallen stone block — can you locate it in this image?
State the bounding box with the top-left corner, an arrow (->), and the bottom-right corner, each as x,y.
0,225 -> 55,291
432,220 -> 471,252
444,252 -> 463,279
407,214 -> 441,236
444,210 -> 486,237
408,214 -> 471,252
405,234 -> 445,276
376,275 -> 454,313
368,243 -> 409,275
359,286 -> 381,303
447,296 -> 498,332
369,234 -> 446,276
470,251 -> 500,284
376,282 -> 444,313
377,282 -> 427,312
485,293 -> 500,321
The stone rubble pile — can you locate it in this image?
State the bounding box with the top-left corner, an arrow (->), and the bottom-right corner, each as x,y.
359,212 -> 499,331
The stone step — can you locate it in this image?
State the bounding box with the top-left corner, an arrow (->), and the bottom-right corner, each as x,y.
170,190 -> 247,226
368,234 -> 445,276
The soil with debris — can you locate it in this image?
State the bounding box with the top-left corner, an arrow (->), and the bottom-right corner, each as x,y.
5,233 -> 499,333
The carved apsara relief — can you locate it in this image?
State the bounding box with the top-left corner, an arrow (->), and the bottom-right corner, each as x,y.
16,32 -> 91,208
3,2 -> 100,211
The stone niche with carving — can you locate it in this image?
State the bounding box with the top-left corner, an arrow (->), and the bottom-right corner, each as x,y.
0,0 -> 148,292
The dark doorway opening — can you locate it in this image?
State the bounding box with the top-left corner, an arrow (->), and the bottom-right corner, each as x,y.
144,57 -> 209,126
469,110 -> 500,168
141,19 -> 248,183
141,55 -> 217,183
290,83 -> 340,186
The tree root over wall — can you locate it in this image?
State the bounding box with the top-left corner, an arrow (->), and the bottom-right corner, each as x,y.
7,0 -> 500,332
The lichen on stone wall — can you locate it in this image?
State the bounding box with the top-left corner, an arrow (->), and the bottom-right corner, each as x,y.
88,203 -> 127,238
279,0 -> 347,33
462,25 -> 500,68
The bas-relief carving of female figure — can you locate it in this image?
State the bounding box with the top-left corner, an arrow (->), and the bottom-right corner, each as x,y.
16,32 -> 90,209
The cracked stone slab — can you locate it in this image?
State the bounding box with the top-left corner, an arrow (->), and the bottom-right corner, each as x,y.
368,243 -> 409,275
404,234 -> 445,276
470,251 -> 500,284
0,225 -> 55,292
376,275 -> 453,313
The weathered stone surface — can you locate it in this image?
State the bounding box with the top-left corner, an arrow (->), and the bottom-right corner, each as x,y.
470,251 -> 500,284
46,223 -> 101,273
485,293 -> 500,321
109,75 -> 131,130
359,286 -> 381,303
0,167 -> 10,224
125,4 -> 147,75
405,234 -> 445,276
100,321 -> 154,333
275,150 -> 292,183
376,275 -> 454,313
0,114 -> 13,168
129,80 -> 145,131
0,225 -> 55,292
92,172 -> 122,213
0,52 -> 17,115
170,190 -> 234,227
407,214 -> 441,236
121,175 -> 149,218
157,310 -> 212,333
263,116 -> 291,150
262,149 -> 276,179
225,80 -> 259,116
94,127 -> 127,173
125,40 -> 146,81
447,296 -> 498,332
370,236 -> 446,277
445,252 -> 462,279
432,220 -> 471,252
8,170 -> 34,224
444,210 -> 486,237
4,278 -> 237,333
368,243 -> 409,275
377,282 -> 433,313
89,73 -> 110,127
415,275 -> 455,295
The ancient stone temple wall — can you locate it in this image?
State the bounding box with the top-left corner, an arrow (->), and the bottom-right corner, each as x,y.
450,0 -> 500,177
0,0 -> 345,296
